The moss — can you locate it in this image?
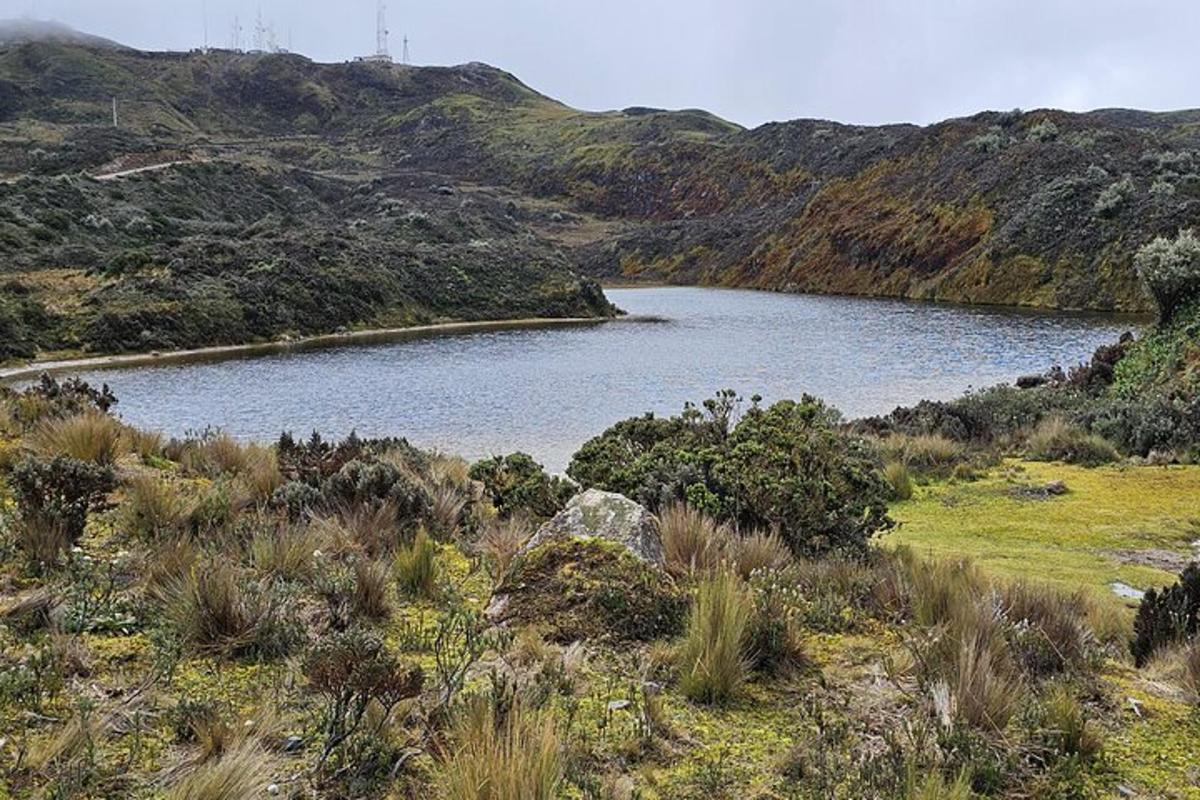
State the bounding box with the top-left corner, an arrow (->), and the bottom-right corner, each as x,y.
495,538 -> 686,642
888,460 -> 1200,592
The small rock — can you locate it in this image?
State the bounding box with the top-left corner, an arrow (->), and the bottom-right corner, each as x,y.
1044,480 -> 1068,496
521,488 -> 664,567
282,735 -> 304,753
607,699 -> 631,712
267,784 -> 280,796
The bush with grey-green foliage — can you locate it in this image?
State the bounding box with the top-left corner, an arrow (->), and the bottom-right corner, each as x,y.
1134,229 -> 1200,320
1027,119 -> 1059,143
1093,176 -> 1135,217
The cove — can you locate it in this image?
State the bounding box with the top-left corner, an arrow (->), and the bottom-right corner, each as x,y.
44,287 -> 1141,473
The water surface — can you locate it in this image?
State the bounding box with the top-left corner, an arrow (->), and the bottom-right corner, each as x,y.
58,288 -> 1140,472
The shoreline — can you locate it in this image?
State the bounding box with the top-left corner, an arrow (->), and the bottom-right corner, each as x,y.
0,316 -> 619,382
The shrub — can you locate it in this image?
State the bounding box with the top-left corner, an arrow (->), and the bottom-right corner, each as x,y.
438,697 -> 563,800
1132,563 -> 1200,665
746,574 -> 807,676
1093,175 -> 1135,217
469,452 -> 575,519
323,459 -> 431,521
1134,229 -> 1200,321
1027,118 -> 1059,142
120,474 -> 189,541
166,739 -> 274,800
968,130 -> 1005,153
28,411 -> 125,465
394,528 -> 439,599
677,571 -> 752,703
656,502 -> 730,577
9,456 -> 115,569
1025,417 -> 1119,465
304,628 -> 424,769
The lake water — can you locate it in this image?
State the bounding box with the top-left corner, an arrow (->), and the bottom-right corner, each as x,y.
54,288 -> 1140,472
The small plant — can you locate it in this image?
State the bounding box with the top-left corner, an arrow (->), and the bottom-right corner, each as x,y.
1039,683 -> 1102,760
1094,175 -> 1135,217
884,460 -> 914,500
657,501 -> 729,577
1132,563 -> 1200,665
304,628 -> 424,770
353,558 -> 393,620
395,527 -> 439,598
478,516 -> 532,585
437,696 -> 563,800
726,530 -> 792,579
677,571 -> 752,703
469,452 -> 575,519
1026,118 -> 1059,142
9,456 -> 115,571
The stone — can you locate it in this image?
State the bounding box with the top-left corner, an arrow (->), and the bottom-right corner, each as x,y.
523,488 -> 664,567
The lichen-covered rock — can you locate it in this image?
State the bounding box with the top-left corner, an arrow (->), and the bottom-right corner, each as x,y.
488,538 -> 685,642
522,488 -> 664,567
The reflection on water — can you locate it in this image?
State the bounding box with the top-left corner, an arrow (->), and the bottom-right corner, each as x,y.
57,288 -> 1141,472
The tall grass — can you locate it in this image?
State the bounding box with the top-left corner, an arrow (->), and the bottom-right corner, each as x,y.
121,473 -> 189,541
884,460 -> 914,500
166,740 -> 274,800
677,571 -> 752,703
657,502 -> 730,577
353,558 -> 393,620
727,530 -> 792,579
882,433 -> 967,476
478,516 -> 532,585
953,626 -> 1023,732
438,698 -> 562,800
248,524 -> 319,580
1025,417 -> 1120,466
28,411 -> 125,465
395,528 -> 439,598
158,562 -> 256,653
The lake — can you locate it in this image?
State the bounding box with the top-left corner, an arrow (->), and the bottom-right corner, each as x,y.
50,287 -> 1141,473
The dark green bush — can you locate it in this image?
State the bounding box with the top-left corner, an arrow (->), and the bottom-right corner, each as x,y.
9,455 -> 116,549
569,393 -> 891,555
321,459 -> 430,521
468,452 -> 575,519
1132,564 -> 1200,666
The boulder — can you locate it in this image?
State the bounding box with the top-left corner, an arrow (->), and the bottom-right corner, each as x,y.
523,488 -> 664,567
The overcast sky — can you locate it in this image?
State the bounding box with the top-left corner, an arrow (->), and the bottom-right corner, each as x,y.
16,0 -> 1200,127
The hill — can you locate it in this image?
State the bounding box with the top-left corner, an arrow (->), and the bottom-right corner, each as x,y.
3,36 -> 1200,359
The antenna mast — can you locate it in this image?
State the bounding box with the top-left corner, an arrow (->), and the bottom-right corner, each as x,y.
376,1 -> 389,58
230,15 -> 242,50
402,35 -> 409,65
253,8 -> 266,52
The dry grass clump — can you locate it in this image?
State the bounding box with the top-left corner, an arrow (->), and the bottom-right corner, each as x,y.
1025,416 -> 1120,466
881,433 -> 967,476
657,502 -> 730,577
125,427 -> 165,461
15,515 -> 74,573
727,529 -> 792,579
28,411 -> 125,465
121,473 -> 190,541
179,434 -> 282,501
310,501 -> 402,558
158,562 -> 257,653
352,558 -> 393,620
478,516 -> 532,585
166,739 -> 274,800
950,624 -> 1024,732
1145,640 -> 1200,702
677,570 -> 752,703
248,524 -> 320,581
903,767 -> 973,800
437,697 -> 563,800
26,706 -> 107,773
884,460 -> 914,500
395,528 -> 439,599
1039,682 -> 1103,759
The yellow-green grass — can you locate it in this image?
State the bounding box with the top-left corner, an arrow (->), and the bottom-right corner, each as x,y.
886,460 -> 1200,595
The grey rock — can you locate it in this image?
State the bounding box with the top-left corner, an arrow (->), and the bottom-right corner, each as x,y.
523,488 -> 664,567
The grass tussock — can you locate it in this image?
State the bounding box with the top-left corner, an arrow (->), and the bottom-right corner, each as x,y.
885,460 -> 914,500
311,501 -> 402,558
437,698 -> 563,800
166,739 -> 274,800
121,473 -> 190,541
248,524 -> 319,580
28,411 -> 125,465
882,433 -> 968,476
1040,682 -> 1103,759
395,527 -> 438,599
657,502 -> 730,577
478,516 -> 532,585
1025,416 -> 1120,466
353,558 -> 393,620
727,529 -> 792,579
677,570 -> 752,704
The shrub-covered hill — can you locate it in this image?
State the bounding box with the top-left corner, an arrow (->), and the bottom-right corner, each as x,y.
5,35 -> 1200,326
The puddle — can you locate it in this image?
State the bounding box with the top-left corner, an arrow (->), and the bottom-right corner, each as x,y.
1110,581 -> 1145,600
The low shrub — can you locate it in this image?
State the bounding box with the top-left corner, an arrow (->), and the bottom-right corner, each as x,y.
9,456 -> 115,570
1132,563 -> 1200,665
677,571 -> 752,703
493,538 -> 686,643
437,697 -> 563,800
1025,417 -> 1120,465
1133,229 -> 1200,322
469,452 -> 575,519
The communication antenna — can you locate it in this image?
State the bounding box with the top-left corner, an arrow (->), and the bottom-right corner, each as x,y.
402,35 -> 409,65
202,0 -> 208,51
230,15 -> 242,50
376,1 -> 389,58
266,21 -> 278,53
253,8 -> 266,51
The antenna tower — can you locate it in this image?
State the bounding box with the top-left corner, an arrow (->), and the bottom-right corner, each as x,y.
376,1 -> 390,57
230,15 -> 242,50
402,35 -> 410,64
253,8 -> 266,51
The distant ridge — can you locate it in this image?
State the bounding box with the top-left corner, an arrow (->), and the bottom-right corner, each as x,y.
0,18 -> 127,50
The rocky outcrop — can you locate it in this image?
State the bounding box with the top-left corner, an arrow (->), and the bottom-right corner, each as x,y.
521,488 -> 664,567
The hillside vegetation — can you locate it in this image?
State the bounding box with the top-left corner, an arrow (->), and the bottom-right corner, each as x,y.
4,32 -> 1200,349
